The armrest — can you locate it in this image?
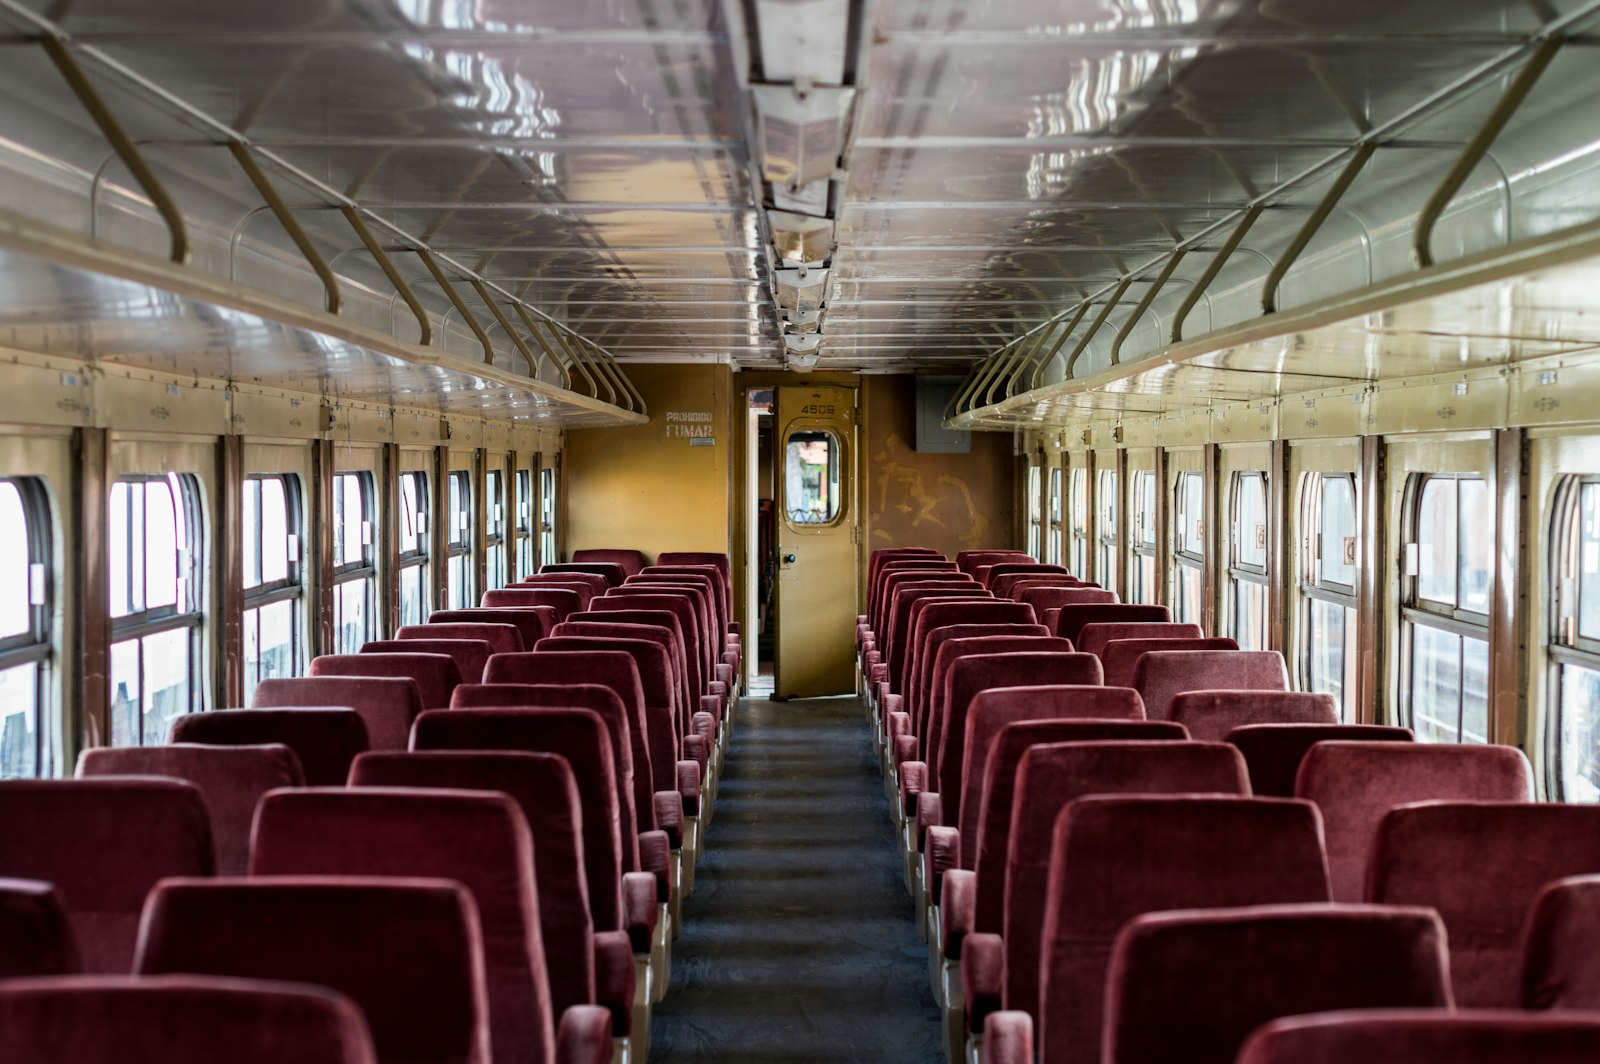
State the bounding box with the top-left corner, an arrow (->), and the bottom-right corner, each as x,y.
982,1012 -> 1034,1064
691,709 -> 717,744
886,710 -> 912,748
638,830 -> 673,903
870,663 -> 889,686
729,621 -> 742,638
622,872 -> 659,952
914,791 -> 944,851
856,614 -> 867,627
722,649 -> 739,672
961,932 -> 1005,1033
893,734 -> 918,772
555,1004 -> 614,1064
653,791 -> 684,848
715,663 -> 734,688
923,826 -> 960,906
941,869 -> 977,960
682,735 -> 709,778
698,695 -> 722,722
897,761 -> 927,819
592,930 -> 635,1035
676,760 -> 702,816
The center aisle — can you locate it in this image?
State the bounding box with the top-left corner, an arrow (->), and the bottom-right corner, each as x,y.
649,692 -> 944,1063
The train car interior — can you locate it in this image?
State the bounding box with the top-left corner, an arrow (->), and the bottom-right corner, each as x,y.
10,0 -> 1600,1061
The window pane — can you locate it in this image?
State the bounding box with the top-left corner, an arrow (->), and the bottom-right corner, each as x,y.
1046,468 -> 1062,565
1070,468 -> 1087,576
1027,466 -> 1042,558
449,554 -> 472,610
540,467 -> 556,567
1461,634 -> 1489,744
448,472 -> 470,549
400,473 -> 425,555
260,477 -> 291,585
1233,578 -> 1268,651
1175,562 -> 1203,626
486,470 -> 504,539
243,599 -> 296,698
334,473 -> 369,570
1136,472 -> 1157,548
487,546 -> 505,592
1307,598 -> 1357,721
242,478 -> 261,588
334,578 -> 371,654
1318,476 -> 1358,588
1416,479 -> 1458,607
143,481 -> 179,610
400,564 -> 426,626
1580,484 -> 1600,640
785,431 -> 841,525
0,662 -> 38,778
0,483 -> 30,639
1235,473 -> 1267,569
110,639 -> 139,747
1178,473 -> 1204,556
110,482 -> 131,617
1133,553 -> 1157,605
517,470 -> 532,534
111,629 -> 193,747
1458,479 -> 1492,614
1558,662 -> 1600,803
1411,623 -> 1462,743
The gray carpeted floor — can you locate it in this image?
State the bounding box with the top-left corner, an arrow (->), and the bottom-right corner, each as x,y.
648,694 -> 944,1063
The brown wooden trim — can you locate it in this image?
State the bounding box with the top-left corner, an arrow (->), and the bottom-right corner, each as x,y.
381,443 -> 400,636
552,450 -> 566,564
1082,449 -> 1098,585
472,449 -> 488,598
1356,434 -> 1385,725
218,434 -> 244,709
432,445 -> 449,612
1201,443 -> 1220,636
530,451 -> 544,572
71,427 -> 109,752
1111,448 -> 1129,600
1153,447 -> 1169,605
1266,439 -> 1291,654
1490,427 -> 1528,748
313,438 -> 335,656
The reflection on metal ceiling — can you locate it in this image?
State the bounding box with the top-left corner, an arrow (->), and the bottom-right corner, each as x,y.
1,1 -> 1599,419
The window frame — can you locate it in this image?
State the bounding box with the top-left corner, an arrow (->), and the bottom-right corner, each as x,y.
331,470 -> 377,654
445,468 -> 474,610
1069,466 -> 1089,578
1045,466 -> 1063,566
1025,464 -> 1043,560
1546,476 -> 1600,799
1298,472 -> 1360,720
1097,467 -> 1120,591
514,467 -> 534,580
1172,470 -> 1206,627
397,469 -> 431,625
539,460 -> 558,568
1130,469 -> 1158,604
240,473 -> 305,694
484,466 -> 506,591
0,476 -> 53,778
1227,470 -> 1271,649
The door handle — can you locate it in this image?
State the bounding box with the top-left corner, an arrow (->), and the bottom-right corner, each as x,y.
782,553 -> 797,564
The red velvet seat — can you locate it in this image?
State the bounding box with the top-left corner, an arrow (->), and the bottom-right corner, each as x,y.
911,632 -> 1063,754
171,708 -> 368,787
1018,585 -> 1117,619
136,877 -> 492,1064
255,676 -> 424,751
1052,603 -> 1171,643
312,652 -> 462,712
76,743 -> 303,875
615,583 -> 716,674
361,639 -> 493,686
428,608 -> 559,651
1523,874 -> 1600,1011
517,577 -> 602,611
401,622 -> 523,655
0,879 -> 78,978
867,558 -> 955,620
982,562 -> 1067,590
1169,689 -> 1338,743
886,589 -> 997,690
589,594 -> 708,691
1074,621 -> 1202,658
1225,723 -> 1414,797
1131,649 -> 1287,721
483,587 -> 582,621
900,599 -> 1031,698
957,550 -> 1031,576
566,609 -> 701,714
1369,802 -> 1600,1007
1101,637 -> 1240,687
554,621 -> 694,734
1093,905 -> 1451,1064
645,564 -> 730,616
1297,741 -> 1533,901
870,577 -> 982,684
1238,1009 -> 1600,1064
630,573 -> 723,637
251,788 -> 555,1064
572,549 -> 648,577
872,567 -> 967,632
992,574 -> 1085,601
540,562 -> 627,587
0,974 -> 379,1064
0,779 -> 213,973
654,550 -> 729,582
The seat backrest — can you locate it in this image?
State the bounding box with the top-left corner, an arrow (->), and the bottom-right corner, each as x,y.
255,677 -> 425,752
400,623 -> 523,655
1102,637 -> 1240,687
1523,874 -> 1600,1011
0,878 -> 79,978
1225,723 -> 1414,797
251,789 -> 552,1064
1238,1010 -> 1600,1064
554,621 -> 689,724
630,573 -> 723,635
1053,603 -> 1172,643
982,562 -> 1068,589
0,974 -> 379,1064
887,588 -> 995,686
449,682 -> 641,850
76,743 -> 303,875
348,752 -> 592,1019
566,608 -> 697,697
1369,802 -> 1600,1007
482,587 -> 580,621
655,550 -> 730,582
956,550 -> 1031,575
361,640 -> 493,686
1297,741 -> 1534,902
877,578 -> 981,657
989,742 -> 1250,1022
410,708 -> 626,931
992,573 -> 1082,600
909,624 -> 1051,734
534,638 -> 677,782
902,598 -> 1031,694
539,562 -> 626,587
427,609 -> 558,651
936,652 -> 1104,808
137,877 -> 489,1064
1036,795 -> 1331,1062
310,654 -> 460,714
590,593 -> 705,679
920,634 -> 1070,751
1019,585 -> 1118,617
617,582 -> 714,667
873,566 -> 965,628
0,779 -> 214,973
1132,649 -> 1287,721
515,577 -> 599,610
1170,690 -> 1338,743
644,564 -> 730,617
1075,622 -> 1203,658
171,708 -> 369,787
1104,904 -> 1451,1064
571,548 -> 648,577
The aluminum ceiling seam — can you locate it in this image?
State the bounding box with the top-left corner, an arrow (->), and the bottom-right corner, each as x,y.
0,0 -> 647,405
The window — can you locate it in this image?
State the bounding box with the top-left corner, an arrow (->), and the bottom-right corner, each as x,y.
485,468 -> 506,592
445,470 -> 473,610
1046,468 -> 1063,566
785,430 -> 843,526
0,478 -> 51,778
242,475 -> 303,699
1025,465 -> 1043,559
1069,468 -> 1089,578
398,470 -> 430,626
539,463 -> 558,568
1228,471 -> 1270,651
1173,471 -> 1205,626
1097,468 -> 1119,592
1549,478 -> 1600,801
110,474 -> 203,746
1130,471 -> 1158,604
332,472 -> 375,654
1402,475 -> 1491,744
515,469 -> 533,580
1300,473 -> 1359,720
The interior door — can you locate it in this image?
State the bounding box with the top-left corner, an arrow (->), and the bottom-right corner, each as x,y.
774,385 -> 859,698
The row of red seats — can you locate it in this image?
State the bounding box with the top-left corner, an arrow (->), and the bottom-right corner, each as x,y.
0,548 -> 736,1064
857,546 -> 1600,1064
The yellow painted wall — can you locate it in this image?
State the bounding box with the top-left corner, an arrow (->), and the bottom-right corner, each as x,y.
863,375 -> 1017,557
564,363 -> 733,560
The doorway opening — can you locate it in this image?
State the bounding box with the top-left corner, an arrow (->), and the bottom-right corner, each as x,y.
747,388 -> 776,689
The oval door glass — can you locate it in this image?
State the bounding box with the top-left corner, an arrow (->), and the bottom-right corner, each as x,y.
785,429 -> 841,526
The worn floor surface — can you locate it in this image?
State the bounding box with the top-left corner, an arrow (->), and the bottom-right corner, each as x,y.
649,694 -> 943,1063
